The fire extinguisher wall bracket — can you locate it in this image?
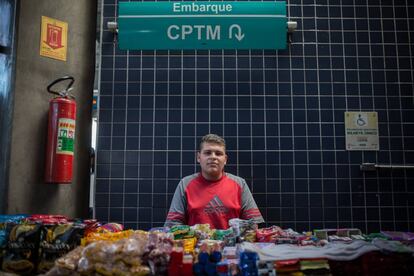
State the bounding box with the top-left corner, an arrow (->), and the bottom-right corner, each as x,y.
45,76 -> 77,183
47,75 -> 75,99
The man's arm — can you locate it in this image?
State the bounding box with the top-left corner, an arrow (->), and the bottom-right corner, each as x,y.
240,179 -> 265,224
164,179 -> 187,227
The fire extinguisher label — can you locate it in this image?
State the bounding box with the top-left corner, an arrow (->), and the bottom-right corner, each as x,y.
56,118 -> 75,155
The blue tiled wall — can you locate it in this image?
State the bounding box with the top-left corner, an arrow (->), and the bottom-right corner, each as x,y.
96,0 -> 414,232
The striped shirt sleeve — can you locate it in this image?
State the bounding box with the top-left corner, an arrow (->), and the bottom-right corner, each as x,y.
164,179 -> 187,227
240,178 -> 265,224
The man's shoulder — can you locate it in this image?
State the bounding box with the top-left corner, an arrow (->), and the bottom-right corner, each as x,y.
180,173 -> 199,188
225,173 -> 246,187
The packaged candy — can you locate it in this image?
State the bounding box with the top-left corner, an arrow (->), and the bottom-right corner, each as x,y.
143,232 -> 174,275
258,261 -> 276,276
168,247 -> 193,276
182,254 -> 194,275
381,231 -> 414,241
168,247 -> 184,276
214,228 -> 233,240
198,251 -> 210,265
299,258 -> 330,272
82,221 -> 124,240
243,230 -> 257,243
98,222 -> 124,233
205,261 -> 217,275
239,251 -> 259,276
25,214 -> 70,224
193,262 -> 204,275
213,228 -> 237,246
0,214 -> 28,224
210,250 -> 222,263
222,246 -> 238,260
81,229 -> 134,245
169,225 -> 195,239
195,245 -> 223,276
192,224 -> 215,240
216,260 -> 230,276
256,226 -> 284,242
82,219 -> 101,237
228,218 -> 258,242
229,261 -> 241,276
275,259 -> 300,274
177,237 -> 197,253
198,239 -> 224,254
149,227 -> 170,233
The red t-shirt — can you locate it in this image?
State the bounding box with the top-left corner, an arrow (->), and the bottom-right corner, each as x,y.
165,173 -> 264,229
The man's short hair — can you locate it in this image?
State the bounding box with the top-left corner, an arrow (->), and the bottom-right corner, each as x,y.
199,134 -> 226,151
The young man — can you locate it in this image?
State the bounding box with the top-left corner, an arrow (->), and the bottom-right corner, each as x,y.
165,134 -> 264,229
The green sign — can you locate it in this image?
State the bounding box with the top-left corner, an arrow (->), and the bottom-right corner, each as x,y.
57,118 -> 75,155
118,1 -> 287,50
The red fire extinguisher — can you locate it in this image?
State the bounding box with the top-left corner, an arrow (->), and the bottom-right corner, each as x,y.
44,76 -> 76,183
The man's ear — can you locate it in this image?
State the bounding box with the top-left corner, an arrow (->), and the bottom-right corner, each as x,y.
224,154 -> 228,165
196,152 -> 201,163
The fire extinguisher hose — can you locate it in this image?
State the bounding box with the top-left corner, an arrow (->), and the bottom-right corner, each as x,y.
47,76 -> 75,98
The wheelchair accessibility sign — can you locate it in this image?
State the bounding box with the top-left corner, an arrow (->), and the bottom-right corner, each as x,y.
345,112 -> 379,151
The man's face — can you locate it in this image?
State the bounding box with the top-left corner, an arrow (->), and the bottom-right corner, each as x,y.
197,142 -> 228,180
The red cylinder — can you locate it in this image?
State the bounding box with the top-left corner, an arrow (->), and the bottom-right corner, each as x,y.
44,97 -> 76,183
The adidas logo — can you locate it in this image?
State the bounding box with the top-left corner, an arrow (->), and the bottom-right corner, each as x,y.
204,195 -> 228,214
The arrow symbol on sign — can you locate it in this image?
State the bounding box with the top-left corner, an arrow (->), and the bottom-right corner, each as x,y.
228,24 -> 245,41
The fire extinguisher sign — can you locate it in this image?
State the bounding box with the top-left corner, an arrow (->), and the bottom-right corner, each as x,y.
57,118 -> 75,155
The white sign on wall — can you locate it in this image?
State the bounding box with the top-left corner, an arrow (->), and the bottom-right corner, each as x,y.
345,111 -> 379,151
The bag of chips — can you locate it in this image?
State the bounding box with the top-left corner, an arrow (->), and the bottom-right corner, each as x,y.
2,223 -> 42,274
37,223 -> 85,273
0,215 -> 28,270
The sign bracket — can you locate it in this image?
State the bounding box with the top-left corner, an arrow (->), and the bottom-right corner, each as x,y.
107,21 -> 118,43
